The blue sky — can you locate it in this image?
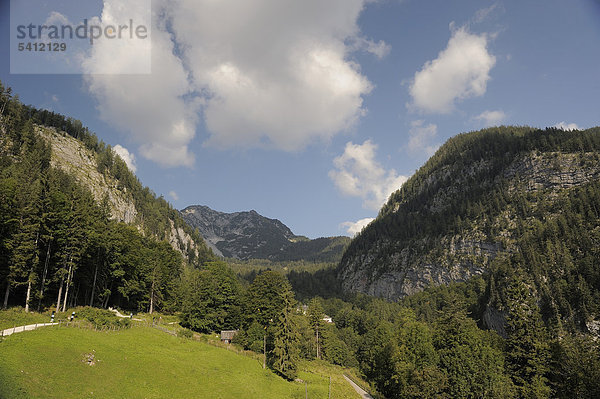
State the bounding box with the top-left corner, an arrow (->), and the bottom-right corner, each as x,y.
1,0 -> 599,238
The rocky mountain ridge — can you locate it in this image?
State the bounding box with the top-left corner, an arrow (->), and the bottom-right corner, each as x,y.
181,205 -> 350,261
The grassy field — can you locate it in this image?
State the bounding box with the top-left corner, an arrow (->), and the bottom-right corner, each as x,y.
0,323 -> 362,398
0,308 -> 55,331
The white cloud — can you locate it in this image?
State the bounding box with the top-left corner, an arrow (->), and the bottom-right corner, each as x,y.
168,191 -> 179,201
409,26 -> 496,114
83,0 -> 379,167
341,217 -> 374,236
554,121 -> 580,131
112,144 -> 137,173
473,110 -> 506,127
44,11 -> 70,27
473,3 -> 501,24
350,37 -> 391,59
407,120 -> 439,157
172,0 -> 373,151
83,1 -> 194,167
329,140 -> 408,211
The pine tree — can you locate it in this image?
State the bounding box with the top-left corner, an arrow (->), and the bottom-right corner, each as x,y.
4,125 -> 45,311
244,270 -> 291,328
307,297 -> 324,359
271,288 -> 300,380
504,272 -> 551,398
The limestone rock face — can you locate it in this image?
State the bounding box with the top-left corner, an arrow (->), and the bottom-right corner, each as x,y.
37,125 -> 202,260
339,236 -> 496,301
38,126 -> 137,224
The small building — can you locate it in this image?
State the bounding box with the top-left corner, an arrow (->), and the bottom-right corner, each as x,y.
322,315 -> 333,323
220,330 -> 238,344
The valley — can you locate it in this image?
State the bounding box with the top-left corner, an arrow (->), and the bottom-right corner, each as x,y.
1,82 -> 600,398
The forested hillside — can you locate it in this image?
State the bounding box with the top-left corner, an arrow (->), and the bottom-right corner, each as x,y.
339,126 -> 600,322
0,81 -> 215,312
330,126 -> 600,397
338,127 -> 600,397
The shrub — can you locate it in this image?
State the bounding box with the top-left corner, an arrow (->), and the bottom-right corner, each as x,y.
177,328 -> 193,339
75,307 -> 131,329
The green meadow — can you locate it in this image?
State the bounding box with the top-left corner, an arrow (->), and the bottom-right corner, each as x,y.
0,308 -> 53,331
0,322 -> 362,398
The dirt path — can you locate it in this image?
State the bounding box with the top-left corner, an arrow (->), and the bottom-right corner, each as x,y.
343,375 -> 373,399
1,323 -> 58,337
108,307 -> 143,321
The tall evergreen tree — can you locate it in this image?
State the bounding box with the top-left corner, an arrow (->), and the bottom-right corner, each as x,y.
504,271 -> 551,398
307,297 -> 324,359
271,288 -> 300,380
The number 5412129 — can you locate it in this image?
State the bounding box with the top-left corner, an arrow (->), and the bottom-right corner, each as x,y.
18,42 -> 66,51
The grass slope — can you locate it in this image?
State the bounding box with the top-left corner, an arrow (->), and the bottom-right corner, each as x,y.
0,325 -> 360,398
0,308 -> 53,331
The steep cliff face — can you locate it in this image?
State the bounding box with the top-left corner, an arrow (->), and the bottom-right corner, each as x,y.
182,205 -> 350,261
339,237 -> 498,300
37,126 -> 137,223
339,127 -> 600,301
36,125 -> 207,261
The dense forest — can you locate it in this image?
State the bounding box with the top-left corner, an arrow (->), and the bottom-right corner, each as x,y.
335,125 -> 600,397
2,82 -> 599,396
339,125 -> 600,335
0,81 -> 214,312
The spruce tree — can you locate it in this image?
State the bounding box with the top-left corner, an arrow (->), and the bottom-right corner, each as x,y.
307,297 -> 324,359
504,272 -> 551,398
271,288 -> 300,380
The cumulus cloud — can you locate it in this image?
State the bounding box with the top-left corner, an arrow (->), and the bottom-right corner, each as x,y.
473,110 -> 506,127
407,120 -> 439,157
341,217 -> 374,236
112,144 -> 137,172
171,0 -> 373,151
409,26 -> 496,114
554,121 -> 580,131
329,140 -> 407,211
83,0 -> 195,167
83,0 -> 380,166
168,191 -> 179,201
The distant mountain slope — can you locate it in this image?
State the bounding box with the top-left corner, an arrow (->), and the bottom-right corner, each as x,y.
181,205 -> 350,262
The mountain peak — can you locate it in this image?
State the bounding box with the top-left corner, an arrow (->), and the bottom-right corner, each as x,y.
181,205 -> 349,262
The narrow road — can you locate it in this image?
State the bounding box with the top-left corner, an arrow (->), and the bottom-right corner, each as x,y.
343,375 -> 373,399
1,323 -> 57,337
